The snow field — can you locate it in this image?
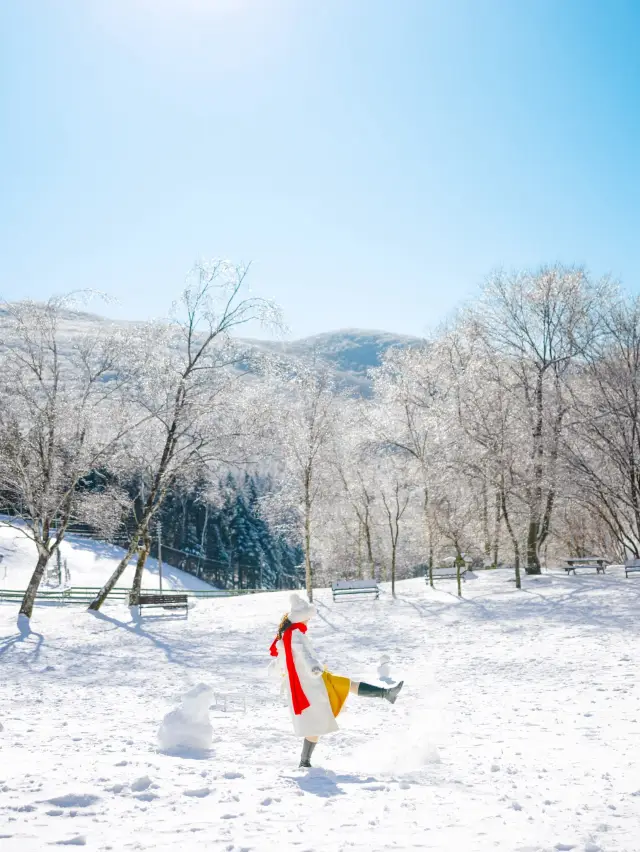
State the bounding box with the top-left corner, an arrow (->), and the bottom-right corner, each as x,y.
2,566 -> 640,851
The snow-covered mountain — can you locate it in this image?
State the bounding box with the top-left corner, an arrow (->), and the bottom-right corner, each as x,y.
252,329 -> 425,393
0,306 -> 424,393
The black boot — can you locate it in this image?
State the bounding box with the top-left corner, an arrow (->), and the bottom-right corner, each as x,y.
357,680 -> 404,705
299,738 -> 317,769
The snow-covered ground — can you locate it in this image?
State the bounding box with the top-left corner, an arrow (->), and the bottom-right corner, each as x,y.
2,566 -> 640,851
0,523 -> 214,592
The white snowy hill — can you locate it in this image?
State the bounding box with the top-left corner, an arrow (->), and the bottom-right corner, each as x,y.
252,328 -> 425,394
2,567 -> 640,851
0,305 -> 424,395
0,523 -> 213,592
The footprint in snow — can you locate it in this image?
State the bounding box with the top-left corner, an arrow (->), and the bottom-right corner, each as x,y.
47,795 -> 100,809
130,776 -> 152,792
183,788 -> 211,798
104,783 -> 127,795
134,792 -> 159,802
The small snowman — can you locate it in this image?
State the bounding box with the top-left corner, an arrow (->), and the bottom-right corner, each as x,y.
377,655 -> 393,684
158,683 -> 214,753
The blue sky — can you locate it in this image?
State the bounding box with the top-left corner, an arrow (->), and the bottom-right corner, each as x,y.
1,0 -> 639,339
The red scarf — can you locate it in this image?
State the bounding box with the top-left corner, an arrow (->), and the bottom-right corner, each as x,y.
269,623 -> 310,715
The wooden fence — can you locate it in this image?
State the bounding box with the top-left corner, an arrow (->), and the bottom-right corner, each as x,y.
0,586 -> 271,605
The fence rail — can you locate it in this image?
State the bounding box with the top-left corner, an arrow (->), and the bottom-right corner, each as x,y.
0,586 -> 273,604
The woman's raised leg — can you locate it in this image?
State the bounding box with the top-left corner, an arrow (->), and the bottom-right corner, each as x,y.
352,680 -> 404,704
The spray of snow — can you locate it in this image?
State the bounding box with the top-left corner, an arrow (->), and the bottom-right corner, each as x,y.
382,706 -> 442,772
350,662 -> 442,774
157,683 -> 214,753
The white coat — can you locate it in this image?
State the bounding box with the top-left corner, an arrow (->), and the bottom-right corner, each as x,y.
268,630 -> 339,738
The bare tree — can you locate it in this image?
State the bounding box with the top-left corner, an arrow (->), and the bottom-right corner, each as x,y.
0,296 -> 135,623
564,295 -> 640,557
88,260 -> 281,610
438,326 -> 524,586
371,344 -> 441,585
469,266 -> 609,573
377,456 -> 412,597
431,482 -> 476,598
261,362 -> 340,602
328,399 -> 380,579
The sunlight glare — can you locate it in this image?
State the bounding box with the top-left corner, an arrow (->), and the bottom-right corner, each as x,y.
89,0 -> 296,73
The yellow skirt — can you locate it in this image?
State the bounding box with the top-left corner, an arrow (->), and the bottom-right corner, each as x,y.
322,671 -> 350,717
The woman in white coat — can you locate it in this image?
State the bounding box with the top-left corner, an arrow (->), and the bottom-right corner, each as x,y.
268,593 -> 403,768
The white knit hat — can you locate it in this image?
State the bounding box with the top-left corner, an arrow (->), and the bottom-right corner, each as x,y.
288,593 -> 316,623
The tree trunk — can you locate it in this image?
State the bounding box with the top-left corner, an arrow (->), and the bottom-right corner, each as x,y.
423,485 -> 434,588
130,532 -> 150,603
304,478 -> 313,603
356,521 -> 363,580
391,540 -> 397,597
482,479 -> 491,559
19,548 -> 51,619
492,486 -> 501,567
89,477 -> 169,609
526,520 -> 542,574
527,371 -> 544,574
364,511 -> 375,579
501,484 -> 521,589
198,503 -> 209,579
385,498 -> 398,597
455,551 -> 463,598
428,532 -> 434,588
88,538 -> 140,611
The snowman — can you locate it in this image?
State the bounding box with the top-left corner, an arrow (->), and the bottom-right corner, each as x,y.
158,683 -> 214,752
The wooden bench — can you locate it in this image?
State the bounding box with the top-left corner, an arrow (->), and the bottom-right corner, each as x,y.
625,559 -> 640,579
132,593 -> 189,615
332,580 -> 380,602
563,557 -> 608,575
426,566 -> 468,583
